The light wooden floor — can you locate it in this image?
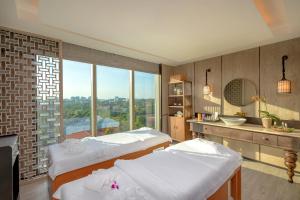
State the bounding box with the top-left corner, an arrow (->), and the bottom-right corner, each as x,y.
20,159 -> 300,200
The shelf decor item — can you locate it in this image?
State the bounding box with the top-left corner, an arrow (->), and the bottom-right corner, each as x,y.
277,55 -> 291,93
203,68 -> 211,95
170,74 -> 186,83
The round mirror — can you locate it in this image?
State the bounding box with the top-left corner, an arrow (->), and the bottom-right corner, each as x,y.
224,79 -> 257,107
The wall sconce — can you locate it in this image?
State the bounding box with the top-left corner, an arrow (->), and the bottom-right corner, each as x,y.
203,68 -> 211,95
277,55 -> 291,93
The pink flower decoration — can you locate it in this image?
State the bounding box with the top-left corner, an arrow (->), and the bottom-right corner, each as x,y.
111,180 -> 119,190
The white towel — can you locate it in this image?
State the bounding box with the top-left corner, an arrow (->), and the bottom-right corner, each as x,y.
61,139 -> 86,154
115,139 -> 242,200
84,169 -> 119,193
115,158 -> 182,200
83,168 -> 153,200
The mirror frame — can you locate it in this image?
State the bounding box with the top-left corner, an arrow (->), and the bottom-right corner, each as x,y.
224,78 -> 257,107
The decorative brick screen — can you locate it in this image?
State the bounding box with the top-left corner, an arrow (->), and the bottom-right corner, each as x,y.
36,55 -> 61,174
0,27 -> 61,179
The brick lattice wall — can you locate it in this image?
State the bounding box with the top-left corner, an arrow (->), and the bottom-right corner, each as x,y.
0,27 -> 61,179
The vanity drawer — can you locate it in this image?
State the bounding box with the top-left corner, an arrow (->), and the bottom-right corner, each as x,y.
203,125 -> 230,138
253,133 -> 277,146
203,125 -> 253,142
278,136 -> 300,151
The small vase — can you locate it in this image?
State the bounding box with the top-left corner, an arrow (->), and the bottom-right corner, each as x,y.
262,118 -> 272,129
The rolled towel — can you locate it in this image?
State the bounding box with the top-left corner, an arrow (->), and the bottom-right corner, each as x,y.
84,169 -> 119,193
84,168 -> 152,200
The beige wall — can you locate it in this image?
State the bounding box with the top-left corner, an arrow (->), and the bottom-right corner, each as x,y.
172,37 -> 300,121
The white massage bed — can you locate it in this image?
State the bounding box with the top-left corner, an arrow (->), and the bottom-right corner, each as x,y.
48,127 -> 172,193
53,139 -> 242,200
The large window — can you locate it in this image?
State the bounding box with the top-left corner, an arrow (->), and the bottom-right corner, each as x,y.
62,60 -> 160,137
134,71 -> 159,129
63,60 -> 92,139
96,66 -> 130,135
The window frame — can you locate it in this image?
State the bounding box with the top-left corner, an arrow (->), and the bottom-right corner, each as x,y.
62,60 -> 161,138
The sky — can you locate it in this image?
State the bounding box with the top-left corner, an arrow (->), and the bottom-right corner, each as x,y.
63,60 -> 157,99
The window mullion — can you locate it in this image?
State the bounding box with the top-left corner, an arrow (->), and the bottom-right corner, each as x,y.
156,74 -> 161,131
129,70 -> 135,130
91,64 -> 97,136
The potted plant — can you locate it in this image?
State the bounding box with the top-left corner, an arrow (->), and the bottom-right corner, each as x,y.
260,110 -> 280,128
252,96 -> 280,128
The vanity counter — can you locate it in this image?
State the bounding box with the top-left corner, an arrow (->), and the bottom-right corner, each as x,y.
187,119 -> 300,138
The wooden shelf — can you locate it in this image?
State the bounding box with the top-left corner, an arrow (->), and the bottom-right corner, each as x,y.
168,80 -> 192,84
168,81 -> 184,84
168,94 -> 192,97
168,105 -> 184,108
168,95 -> 183,97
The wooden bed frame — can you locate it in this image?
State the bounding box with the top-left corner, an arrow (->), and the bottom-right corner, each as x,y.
52,166 -> 241,200
49,141 -> 171,195
209,166 -> 241,200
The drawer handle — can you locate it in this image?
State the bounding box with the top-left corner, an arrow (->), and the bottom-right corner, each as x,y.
262,137 -> 269,141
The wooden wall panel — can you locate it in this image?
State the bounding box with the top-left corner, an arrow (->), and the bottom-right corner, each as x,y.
194,57 -> 222,114
167,37 -> 300,122
173,63 -> 194,82
161,64 -> 173,134
260,38 -> 300,120
222,48 -> 260,117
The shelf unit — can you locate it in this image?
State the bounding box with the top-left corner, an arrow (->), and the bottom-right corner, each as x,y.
168,81 -> 192,141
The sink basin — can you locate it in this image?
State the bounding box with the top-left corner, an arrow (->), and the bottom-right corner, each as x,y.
220,117 -> 246,126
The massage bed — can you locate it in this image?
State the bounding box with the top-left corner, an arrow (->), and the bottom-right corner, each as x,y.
48,127 -> 172,193
53,139 -> 242,200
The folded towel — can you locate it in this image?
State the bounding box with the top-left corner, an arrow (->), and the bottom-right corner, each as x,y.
81,138 -> 113,158
61,139 -> 86,154
61,138 -> 80,148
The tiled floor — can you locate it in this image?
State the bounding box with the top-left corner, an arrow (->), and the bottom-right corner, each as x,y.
20,159 -> 300,200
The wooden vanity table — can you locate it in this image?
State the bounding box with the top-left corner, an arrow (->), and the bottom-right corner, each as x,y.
188,119 -> 300,183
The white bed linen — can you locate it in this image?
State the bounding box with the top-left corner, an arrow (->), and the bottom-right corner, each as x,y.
54,167 -> 155,200
54,139 -> 242,200
48,127 -> 171,180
